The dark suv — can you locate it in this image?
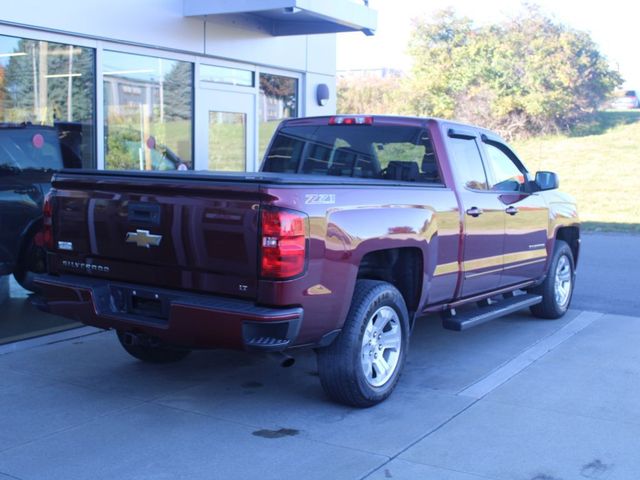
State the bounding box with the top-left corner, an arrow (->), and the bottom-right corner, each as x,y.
0,123 -> 65,291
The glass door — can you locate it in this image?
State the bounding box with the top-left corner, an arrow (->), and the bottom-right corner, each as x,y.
196,89 -> 255,172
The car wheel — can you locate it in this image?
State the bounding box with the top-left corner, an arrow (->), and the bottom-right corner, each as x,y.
530,240 -> 575,319
317,279 -> 410,407
13,234 -> 45,293
116,331 -> 191,363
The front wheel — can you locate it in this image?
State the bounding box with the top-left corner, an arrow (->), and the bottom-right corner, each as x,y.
530,240 -> 575,319
317,280 -> 410,407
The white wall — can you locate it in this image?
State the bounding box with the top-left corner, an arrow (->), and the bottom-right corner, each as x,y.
0,0 -> 336,75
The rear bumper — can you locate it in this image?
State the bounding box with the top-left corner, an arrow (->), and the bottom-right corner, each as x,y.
34,274 -> 302,351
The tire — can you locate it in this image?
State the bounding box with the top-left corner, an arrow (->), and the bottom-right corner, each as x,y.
13,268 -> 39,293
116,331 -> 191,364
529,240 -> 575,319
317,279 -> 410,407
13,235 -> 45,293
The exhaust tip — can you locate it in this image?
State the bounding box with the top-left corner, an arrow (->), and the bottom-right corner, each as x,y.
269,352 -> 295,368
281,356 -> 295,368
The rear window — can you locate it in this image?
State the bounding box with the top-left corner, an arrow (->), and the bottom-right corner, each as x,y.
625,90 -> 637,97
0,127 -> 63,172
262,125 -> 442,183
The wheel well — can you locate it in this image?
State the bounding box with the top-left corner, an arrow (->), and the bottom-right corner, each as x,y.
556,226 -> 580,267
357,248 -> 423,315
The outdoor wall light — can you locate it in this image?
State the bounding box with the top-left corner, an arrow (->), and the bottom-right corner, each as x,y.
316,83 -> 330,106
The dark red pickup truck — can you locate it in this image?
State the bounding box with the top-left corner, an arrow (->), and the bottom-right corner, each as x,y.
36,115 -> 579,406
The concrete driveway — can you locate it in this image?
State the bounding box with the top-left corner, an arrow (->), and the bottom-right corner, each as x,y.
0,233 -> 637,480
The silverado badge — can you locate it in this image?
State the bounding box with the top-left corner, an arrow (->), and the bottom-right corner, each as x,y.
125,229 -> 162,248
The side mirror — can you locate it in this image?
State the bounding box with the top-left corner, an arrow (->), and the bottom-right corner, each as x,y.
535,171 -> 559,191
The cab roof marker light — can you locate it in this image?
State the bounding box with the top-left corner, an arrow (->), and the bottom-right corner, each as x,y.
328,116 -> 374,126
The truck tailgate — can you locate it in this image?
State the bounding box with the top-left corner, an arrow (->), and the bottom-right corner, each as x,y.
49,172 -> 263,299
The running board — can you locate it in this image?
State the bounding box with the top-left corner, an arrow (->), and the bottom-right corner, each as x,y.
442,294 -> 542,331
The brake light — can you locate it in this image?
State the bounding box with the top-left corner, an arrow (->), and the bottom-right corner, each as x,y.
42,192 -> 54,250
261,208 -> 308,279
329,116 -> 374,125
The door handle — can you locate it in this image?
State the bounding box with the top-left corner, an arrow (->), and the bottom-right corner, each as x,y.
465,207 -> 483,217
505,206 -> 519,216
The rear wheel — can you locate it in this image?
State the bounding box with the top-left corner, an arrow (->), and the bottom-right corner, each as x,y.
116,331 -> 191,363
530,240 -> 575,319
317,280 -> 410,407
13,235 -> 44,293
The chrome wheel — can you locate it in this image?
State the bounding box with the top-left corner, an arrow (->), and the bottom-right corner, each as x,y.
360,306 -> 402,388
554,254 -> 572,309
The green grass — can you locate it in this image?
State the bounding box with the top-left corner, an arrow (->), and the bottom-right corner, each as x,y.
512,111 -> 640,231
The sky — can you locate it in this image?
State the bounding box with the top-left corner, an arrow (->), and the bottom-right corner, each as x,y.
337,0 -> 640,89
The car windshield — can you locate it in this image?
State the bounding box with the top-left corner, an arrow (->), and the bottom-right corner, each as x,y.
0,126 -> 63,172
261,124 -> 442,183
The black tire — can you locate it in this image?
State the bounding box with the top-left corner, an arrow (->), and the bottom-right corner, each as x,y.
317,280 -> 410,407
116,331 -> 191,364
529,240 -> 575,319
13,234 -> 45,293
13,268 -> 38,293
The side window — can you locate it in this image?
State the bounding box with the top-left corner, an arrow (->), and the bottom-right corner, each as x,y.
483,143 -> 526,192
448,137 -> 489,190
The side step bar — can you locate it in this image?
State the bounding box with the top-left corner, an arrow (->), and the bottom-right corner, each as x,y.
442,294 -> 542,331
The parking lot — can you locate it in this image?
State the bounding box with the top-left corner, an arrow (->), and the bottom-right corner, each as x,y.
0,232 -> 638,480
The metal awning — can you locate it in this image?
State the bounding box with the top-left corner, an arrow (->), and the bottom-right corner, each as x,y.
183,0 -> 377,36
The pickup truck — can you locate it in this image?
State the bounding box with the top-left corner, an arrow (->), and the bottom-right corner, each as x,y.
35,115 -> 579,407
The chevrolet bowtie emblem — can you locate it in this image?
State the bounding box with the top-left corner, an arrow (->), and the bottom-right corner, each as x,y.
125,229 -> 162,248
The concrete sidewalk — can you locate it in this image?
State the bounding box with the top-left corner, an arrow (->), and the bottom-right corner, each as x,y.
0,307 -> 638,479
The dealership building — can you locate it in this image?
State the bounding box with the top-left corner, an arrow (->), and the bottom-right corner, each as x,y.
0,0 -> 376,172
0,0 -> 377,344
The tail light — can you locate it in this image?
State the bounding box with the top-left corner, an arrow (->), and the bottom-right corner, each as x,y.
260,208 -> 308,279
42,192 -> 54,249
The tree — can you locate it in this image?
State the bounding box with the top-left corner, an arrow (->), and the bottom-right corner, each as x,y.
337,75 -> 407,115
404,6 -> 622,138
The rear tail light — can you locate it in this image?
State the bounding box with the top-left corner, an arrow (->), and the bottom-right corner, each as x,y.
329,116 -> 374,125
42,192 -> 54,249
260,208 -> 308,279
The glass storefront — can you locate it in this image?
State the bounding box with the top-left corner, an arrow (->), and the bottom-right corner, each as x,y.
0,33 -> 94,344
259,73 -> 298,158
103,50 -> 193,171
0,34 -> 96,169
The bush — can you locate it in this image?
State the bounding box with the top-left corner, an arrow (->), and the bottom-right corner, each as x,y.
336,6 -> 623,140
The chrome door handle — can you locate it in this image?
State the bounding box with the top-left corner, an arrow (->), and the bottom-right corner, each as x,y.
466,207 -> 483,217
505,206 -> 519,216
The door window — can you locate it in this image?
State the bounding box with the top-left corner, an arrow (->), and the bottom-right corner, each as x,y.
483,143 -> 527,192
208,111 -> 246,171
448,137 -> 489,190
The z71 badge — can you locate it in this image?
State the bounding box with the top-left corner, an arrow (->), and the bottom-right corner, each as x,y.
305,194 -> 336,205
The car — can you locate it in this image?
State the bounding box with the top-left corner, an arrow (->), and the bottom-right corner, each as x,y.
36,115 -> 579,406
611,90 -> 640,109
0,123 -> 65,291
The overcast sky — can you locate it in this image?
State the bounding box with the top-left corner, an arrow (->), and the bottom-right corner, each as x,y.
337,0 -> 640,89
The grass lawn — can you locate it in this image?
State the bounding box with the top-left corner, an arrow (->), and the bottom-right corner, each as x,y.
512,111 -> 640,232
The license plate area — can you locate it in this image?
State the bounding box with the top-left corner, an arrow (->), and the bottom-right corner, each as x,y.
108,286 -> 169,322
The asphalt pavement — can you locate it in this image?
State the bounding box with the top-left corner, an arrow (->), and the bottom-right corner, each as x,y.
0,232 -> 637,480
571,232 -> 640,316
